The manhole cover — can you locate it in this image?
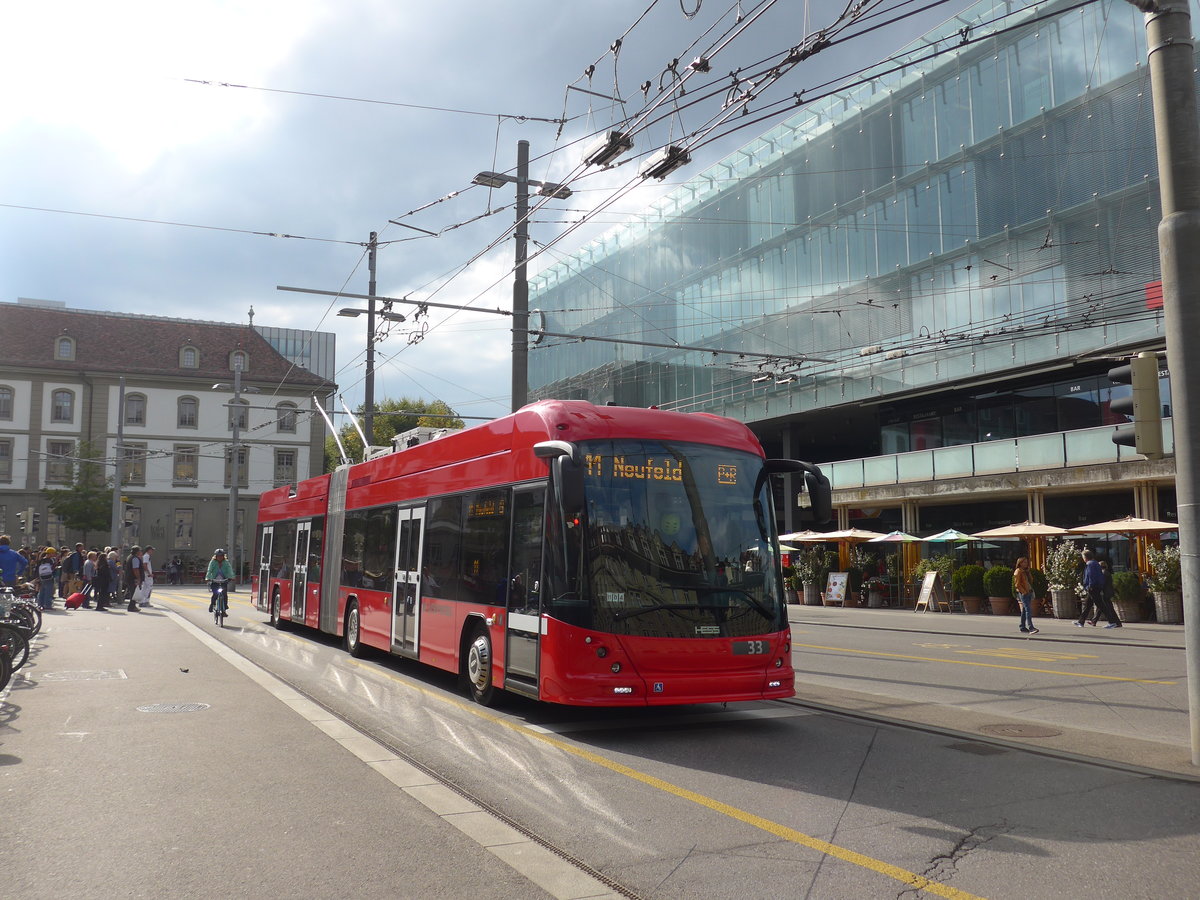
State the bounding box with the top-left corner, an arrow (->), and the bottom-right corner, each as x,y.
42,670 -> 128,682
136,703 -> 211,714
980,723 -> 1062,738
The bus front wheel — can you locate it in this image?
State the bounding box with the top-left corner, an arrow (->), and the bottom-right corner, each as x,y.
269,590 -> 285,629
464,626 -> 495,705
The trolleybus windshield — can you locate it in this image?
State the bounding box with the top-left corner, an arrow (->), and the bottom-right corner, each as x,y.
560,439 -> 786,639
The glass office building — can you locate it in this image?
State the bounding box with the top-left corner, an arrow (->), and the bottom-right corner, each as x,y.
529,0 -> 1183,538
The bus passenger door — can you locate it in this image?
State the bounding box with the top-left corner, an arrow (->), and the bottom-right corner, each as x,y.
505,487 -> 545,686
256,526 -> 274,612
291,520 -> 311,622
391,506 -> 425,655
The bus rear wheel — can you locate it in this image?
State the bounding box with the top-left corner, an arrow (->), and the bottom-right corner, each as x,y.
464,625 -> 495,705
345,601 -> 365,658
269,590 -> 285,629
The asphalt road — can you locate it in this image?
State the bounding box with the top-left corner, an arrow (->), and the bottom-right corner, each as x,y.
5,588 -> 1197,900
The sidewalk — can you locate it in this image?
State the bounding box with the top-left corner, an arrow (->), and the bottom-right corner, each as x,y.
0,589 -> 619,900
786,601 -> 1198,781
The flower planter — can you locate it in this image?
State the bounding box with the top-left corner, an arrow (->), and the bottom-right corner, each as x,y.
867,589 -> 885,608
1050,589 -> 1079,620
960,595 -> 984,615
802,583 -> 822,606
1113,599 -> 1142,624
987,596 -> 1015,615
1154,590 -> 1183,625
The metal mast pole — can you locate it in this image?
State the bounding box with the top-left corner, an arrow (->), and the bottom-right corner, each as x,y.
512,140 -> 530,412
1137,0 -> 1200,764
227,366 -> 243,586
109,377 -> 126,549
365,231 -> 378,445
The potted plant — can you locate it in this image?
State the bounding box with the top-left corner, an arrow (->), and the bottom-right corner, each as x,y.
1111,570 -> 1143,623
1044,539 -> 1082,619
983,564 -> 1015,615
1146,545 -> 1183,624
951,564 -> 986,614
844,546 -> 871,608
794,546 -> 826,605
781,564 -> 799,604
863,576 -> 888,608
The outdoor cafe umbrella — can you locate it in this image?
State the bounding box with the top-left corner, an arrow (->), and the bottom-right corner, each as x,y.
970,520 -> 1069,569
867,530 -> 921,543
1068,515 -> 1179,572
777,530 -> 829,543
923,528 -> 973,543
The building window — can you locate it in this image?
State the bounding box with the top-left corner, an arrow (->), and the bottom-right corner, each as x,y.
46,440 -> 74,483
173,445 -> 198,485
124,505 -> 142,543
122,442 -> 147,485
51,389 -> 74,423
180,346 -> 199,368
178,396 -> 198,428
273,448 -> 296,488
231,350 -> 248,372
224,446 -> 249,489
0,386 -> 12,420
276,402 -> 297,433
0,438 -> 11,482
56,336 -> 75,360
228,398 -> 248,431
125,393 -> 147,426
174,508 -> 195,550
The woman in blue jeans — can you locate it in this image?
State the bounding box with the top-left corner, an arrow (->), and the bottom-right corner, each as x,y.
35,549 -> 58,610
1014,556 -> 1038,635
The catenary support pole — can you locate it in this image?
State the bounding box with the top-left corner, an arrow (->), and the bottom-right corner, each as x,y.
365,231 -> 378,445
512,140 -> 530,412
1135,0 -> 1200,765
109,377 -> 126,549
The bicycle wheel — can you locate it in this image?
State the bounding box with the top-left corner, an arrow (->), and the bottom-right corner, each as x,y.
16,601 -> 42,636
0,645 -> 11,693
7,604 -> 36,638
0,625 -> 29,672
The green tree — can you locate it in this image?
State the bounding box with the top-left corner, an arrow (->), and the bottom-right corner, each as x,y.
45,440 -> 112,542
324,397 -> 466,471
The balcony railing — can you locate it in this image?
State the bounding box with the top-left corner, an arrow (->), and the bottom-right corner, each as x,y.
825,420 -> 1175,491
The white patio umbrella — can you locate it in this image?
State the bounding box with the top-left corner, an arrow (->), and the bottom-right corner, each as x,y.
867,530 -> 921,543
923,528 -> 973,543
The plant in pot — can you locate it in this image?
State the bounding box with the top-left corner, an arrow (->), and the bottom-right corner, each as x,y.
983,564 -> 1015,615
794,547 -> 826,605
950,564 -> 986,614
1146,545 -> 1183,624
781,564 -> 799,604
863,575 -> 889,607
844,546 -> 871,608
1111,570 -> 1143,624
1044,539 -> 1082,619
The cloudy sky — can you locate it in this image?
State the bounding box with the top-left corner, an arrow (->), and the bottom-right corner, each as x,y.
1,0 -> 979,422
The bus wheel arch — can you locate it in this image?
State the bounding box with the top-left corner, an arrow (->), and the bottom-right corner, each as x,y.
462,620 -> 495,706
345,598 -> 365,658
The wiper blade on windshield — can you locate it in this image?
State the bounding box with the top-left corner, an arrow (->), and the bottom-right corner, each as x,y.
692,585 -> 775,620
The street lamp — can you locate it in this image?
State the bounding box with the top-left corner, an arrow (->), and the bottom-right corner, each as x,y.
213,368 -> 260,587
473,140 -> 573,412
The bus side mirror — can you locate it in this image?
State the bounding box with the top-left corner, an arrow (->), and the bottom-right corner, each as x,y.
763,459 -> 832,526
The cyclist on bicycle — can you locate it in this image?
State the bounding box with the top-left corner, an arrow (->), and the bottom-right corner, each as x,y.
206,548 -> 234,614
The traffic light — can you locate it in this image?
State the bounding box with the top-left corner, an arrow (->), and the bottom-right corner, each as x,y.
15,510 -> 25,531
31,511 -> 41,533
1109,351 -> 1163,459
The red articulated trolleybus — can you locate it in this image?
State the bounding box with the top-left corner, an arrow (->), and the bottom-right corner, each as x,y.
252,400 -> 831,706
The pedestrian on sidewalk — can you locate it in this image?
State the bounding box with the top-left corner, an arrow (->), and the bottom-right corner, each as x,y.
1076,549 -> 1120,629
0,534 -> 28,588
93,550 -> 112,610
35,549 -> 58,610
1014,557 -> 1039,635
123,545 -> 144,612
140,546 -> 155,607
80,550 -> 97,608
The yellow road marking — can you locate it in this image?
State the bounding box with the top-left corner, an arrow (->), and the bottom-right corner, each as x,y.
795,643 -> 1175,685
346,659 -> 986,899
956,647 -> 1096,663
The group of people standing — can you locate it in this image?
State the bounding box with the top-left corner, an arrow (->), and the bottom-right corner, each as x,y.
0,535 -> 157,613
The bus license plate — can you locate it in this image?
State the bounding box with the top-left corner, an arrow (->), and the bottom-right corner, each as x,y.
732,640 -> 769,655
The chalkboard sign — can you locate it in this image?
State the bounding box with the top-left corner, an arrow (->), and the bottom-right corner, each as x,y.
914,571 -> 948,612
824,571 -> 849,606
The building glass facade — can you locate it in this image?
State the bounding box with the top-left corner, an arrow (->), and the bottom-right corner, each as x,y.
528,0 -> 1182,456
